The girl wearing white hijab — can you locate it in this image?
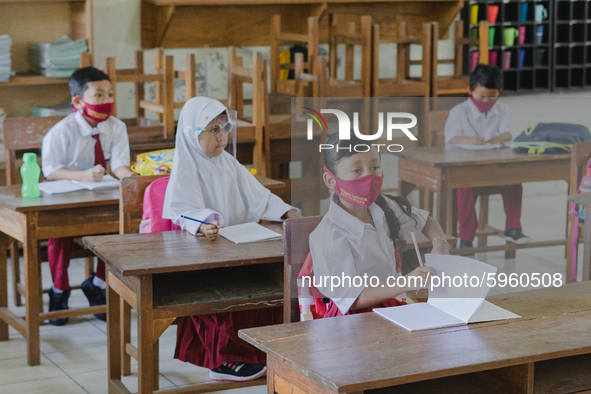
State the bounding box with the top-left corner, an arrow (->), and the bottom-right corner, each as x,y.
163,97 -> 294,381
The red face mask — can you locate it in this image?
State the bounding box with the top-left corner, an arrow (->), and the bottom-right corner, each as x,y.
75,98 -> 114,123
324,164 -> 383,207
470,96 -> 499,113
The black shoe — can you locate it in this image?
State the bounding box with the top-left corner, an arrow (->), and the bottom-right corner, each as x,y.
505,228 -> 531,245
80,274 -> 106,321
459,239 -> 473,248
48,288 -> 70,326
209,362 -> 267,382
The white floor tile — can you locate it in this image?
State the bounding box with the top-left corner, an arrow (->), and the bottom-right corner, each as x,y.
39,321 -> 107,355
0,375 -> 87,394
70,368 -> 176,394
0,354 -> 66,387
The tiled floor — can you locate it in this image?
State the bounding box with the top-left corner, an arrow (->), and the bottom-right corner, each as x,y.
0,186 -> 583,393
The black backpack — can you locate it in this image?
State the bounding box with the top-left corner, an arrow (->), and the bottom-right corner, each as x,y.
513,123 -> 591,154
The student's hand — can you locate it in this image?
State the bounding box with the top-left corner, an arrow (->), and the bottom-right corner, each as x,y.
486,135 -> 506,145
468,136 -> 485,145
82,164 -> 105,182
199,220 -> 221,241
405,266 -> 438,290
431,239 -> 450,255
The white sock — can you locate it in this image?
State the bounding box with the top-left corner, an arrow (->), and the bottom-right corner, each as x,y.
52,286 -> 64,294
93,276 -> 106,290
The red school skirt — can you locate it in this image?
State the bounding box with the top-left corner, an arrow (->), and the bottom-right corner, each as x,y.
174,307 -> 283,369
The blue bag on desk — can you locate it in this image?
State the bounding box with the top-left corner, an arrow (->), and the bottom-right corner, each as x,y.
513,123 -> 591,154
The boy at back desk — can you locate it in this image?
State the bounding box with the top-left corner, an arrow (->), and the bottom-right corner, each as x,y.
41,67 -> 135,325
444,65 -> 531,249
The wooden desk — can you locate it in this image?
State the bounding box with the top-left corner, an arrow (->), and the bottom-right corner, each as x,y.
83,226 -> 285,394
397,146 -> 571,256
141,0 -> 463,48
240,281 -> 591,394
0,186 -> 120,366
567,193 -> 591,281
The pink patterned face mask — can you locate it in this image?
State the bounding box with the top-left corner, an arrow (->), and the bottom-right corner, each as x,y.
74,99 -> 114,123
324,165 -> 383,207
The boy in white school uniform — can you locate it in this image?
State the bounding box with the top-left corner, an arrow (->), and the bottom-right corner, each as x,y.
444,65 -> 530,249
41,67 -> 135,325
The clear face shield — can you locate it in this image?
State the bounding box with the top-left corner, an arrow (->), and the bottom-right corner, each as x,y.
223,110 -> 238,159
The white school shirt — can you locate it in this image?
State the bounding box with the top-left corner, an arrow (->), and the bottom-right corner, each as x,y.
444,98 -> 513,145
309,193 -> 429,315
41,111 -> 130,178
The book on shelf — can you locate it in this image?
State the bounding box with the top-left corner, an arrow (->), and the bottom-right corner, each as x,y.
28,35 -> 88,78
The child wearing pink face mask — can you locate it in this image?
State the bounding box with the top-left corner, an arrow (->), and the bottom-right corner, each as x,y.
41,67 -> 135,325
444,65 -> 530,248
308,133 -> 448,318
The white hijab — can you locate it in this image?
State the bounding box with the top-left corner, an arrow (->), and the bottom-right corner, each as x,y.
162,97 -> 271,226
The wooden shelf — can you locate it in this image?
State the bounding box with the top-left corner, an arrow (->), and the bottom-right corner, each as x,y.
141,0 -> 464,48
0,73 -> 70,87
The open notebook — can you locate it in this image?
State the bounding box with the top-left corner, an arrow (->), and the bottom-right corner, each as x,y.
452,143 -> 502,150
39,175 -> 120,195
219,222 -> 282,244
373,254 -> 520,332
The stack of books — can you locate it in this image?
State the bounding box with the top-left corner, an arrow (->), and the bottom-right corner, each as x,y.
28,35 -> 88,78
0,35 -> 13,82
30,101 -> 72,117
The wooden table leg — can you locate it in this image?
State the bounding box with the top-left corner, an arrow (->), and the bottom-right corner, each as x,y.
0,232 -> 9,341
138,274 -> 154,394
107,271 -> 122,392
269,354 -> 338,394
436,169 -> 448,235
121,298 -> 132,376
480,362 -> 534,394
10,241 -> 22,306
23,213 -> 41,366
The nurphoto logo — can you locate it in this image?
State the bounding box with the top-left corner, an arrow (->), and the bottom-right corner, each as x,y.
303,107 -> 418,152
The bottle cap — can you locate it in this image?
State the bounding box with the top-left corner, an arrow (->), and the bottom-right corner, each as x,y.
23,152 -> 37,163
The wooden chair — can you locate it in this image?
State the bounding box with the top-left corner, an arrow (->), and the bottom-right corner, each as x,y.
567,142 -> 591,283
324,14 -> 372,98
284,217 -> 456,323
371,20 -> 432,98
154,49 -> 196,125
270,15 -> 319,98
427,110 -> 510,255
430,21 -> 471,97
118,175 -> 166,377
229,47 -> 323,213
263,58 -> 324,214
104,51 -> 176,150
227,47 -> 266,176
3,117 -> 96,307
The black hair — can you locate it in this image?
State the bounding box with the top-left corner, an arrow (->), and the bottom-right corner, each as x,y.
469,64 -> 502,91
323,132 -> 418,248
69,67 -> 111,98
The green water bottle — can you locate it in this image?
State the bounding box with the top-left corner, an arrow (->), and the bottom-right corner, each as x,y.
21,152 -> 41,198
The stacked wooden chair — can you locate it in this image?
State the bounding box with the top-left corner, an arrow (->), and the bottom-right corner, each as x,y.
227,47 -> 266,175
430,20 -> 471,97
270,15 -> 319,99
371,20 -> 432,98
